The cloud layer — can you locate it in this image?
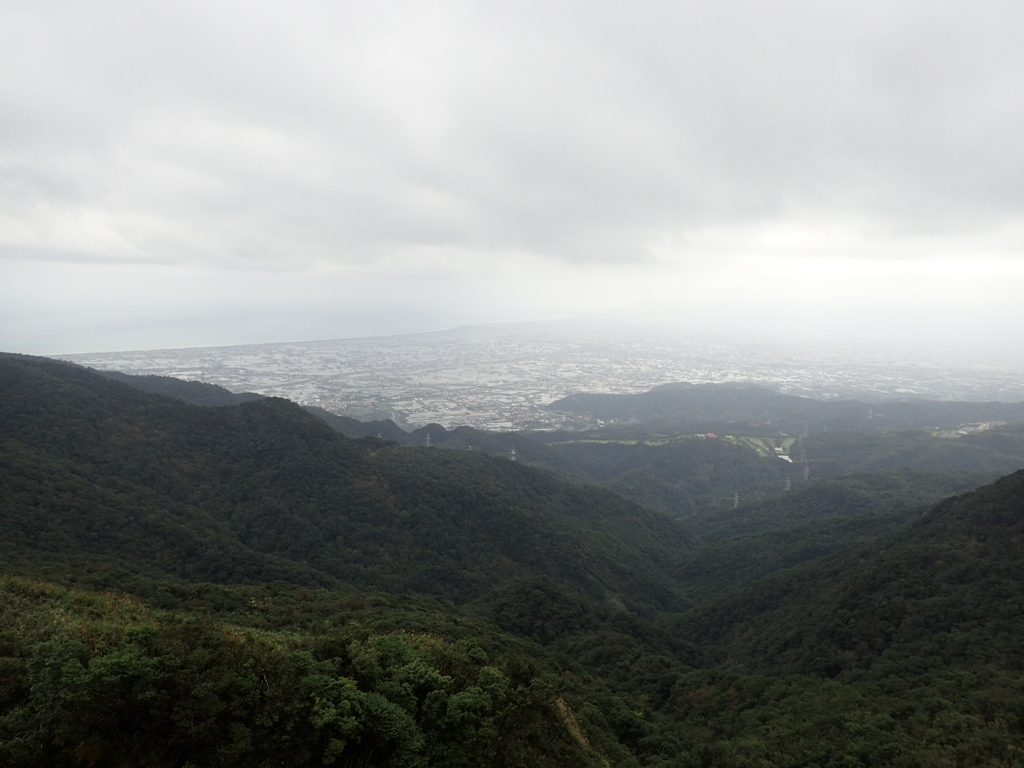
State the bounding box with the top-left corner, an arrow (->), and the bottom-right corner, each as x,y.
3,1 -> 1024,353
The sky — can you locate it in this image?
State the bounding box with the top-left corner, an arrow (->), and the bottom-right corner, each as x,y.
3,0 -> 1024,355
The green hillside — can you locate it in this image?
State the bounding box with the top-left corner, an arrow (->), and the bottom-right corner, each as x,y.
6,353 -> 1024,766
548,381 -> 1024,433
0,576 -> 616,768
692,469 -> 997,543
676,468 -> 1024,679
0,355 -> 692,609
523,425 -> 1024,517
803,427 -> 1024,477
673,470 -> 995,600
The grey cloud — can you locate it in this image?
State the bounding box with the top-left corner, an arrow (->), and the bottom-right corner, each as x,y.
4,0 -> 1024,354
6,0 -> 1024,270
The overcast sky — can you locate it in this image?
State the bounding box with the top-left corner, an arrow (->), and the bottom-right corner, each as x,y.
3,1 -> 1024,355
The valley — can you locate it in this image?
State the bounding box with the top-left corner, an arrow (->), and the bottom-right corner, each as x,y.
3,350 -> 1024,766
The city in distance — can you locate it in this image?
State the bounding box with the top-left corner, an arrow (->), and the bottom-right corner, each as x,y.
60,320 -> 1024,432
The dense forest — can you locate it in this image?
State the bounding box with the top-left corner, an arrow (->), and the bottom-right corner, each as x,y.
3,353 -> 1024,766
547,381 -> 1024,433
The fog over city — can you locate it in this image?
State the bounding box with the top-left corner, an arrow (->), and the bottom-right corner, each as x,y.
3,2 -> 1024,356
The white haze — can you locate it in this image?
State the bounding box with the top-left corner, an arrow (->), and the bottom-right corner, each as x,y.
2,1 -> 1024,356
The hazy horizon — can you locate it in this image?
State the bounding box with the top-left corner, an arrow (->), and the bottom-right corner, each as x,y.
4,2 -> 1024,357
35,315 -> 1024,368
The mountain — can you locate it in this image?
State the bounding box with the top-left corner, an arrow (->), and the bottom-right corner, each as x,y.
538,433 -> 794,515
8,352 -> 1024,766
0,353 -> 692,610
675,468 -> 1024,678
675,469 -> 996,600
691,468 -> 1000,544
523,421 -> 1024,516
801,426 -> 1024,477
0,353 -> 705,767
97,369 -> 265,406
0,575 -> 620,768
303,404 -> 415,443
548,381 -> 1024,433
98,373 -> 577,470
407,422 -> 580,473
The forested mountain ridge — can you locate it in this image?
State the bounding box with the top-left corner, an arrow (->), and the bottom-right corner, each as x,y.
802,427 -> 1024,477
549,381 -> 1024,433
0,354 -> 703,766
0,354 -> 692,608
0,575 -> 622,768
523,425 -> 1024,517
97,369 -> 265,406
96,361 -> 1024,514
674,469 -> 998,599
95,366 -> 583,473
676,467 -> 1024,678
304,404 -> 414,443
7,352 -> 1024,765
